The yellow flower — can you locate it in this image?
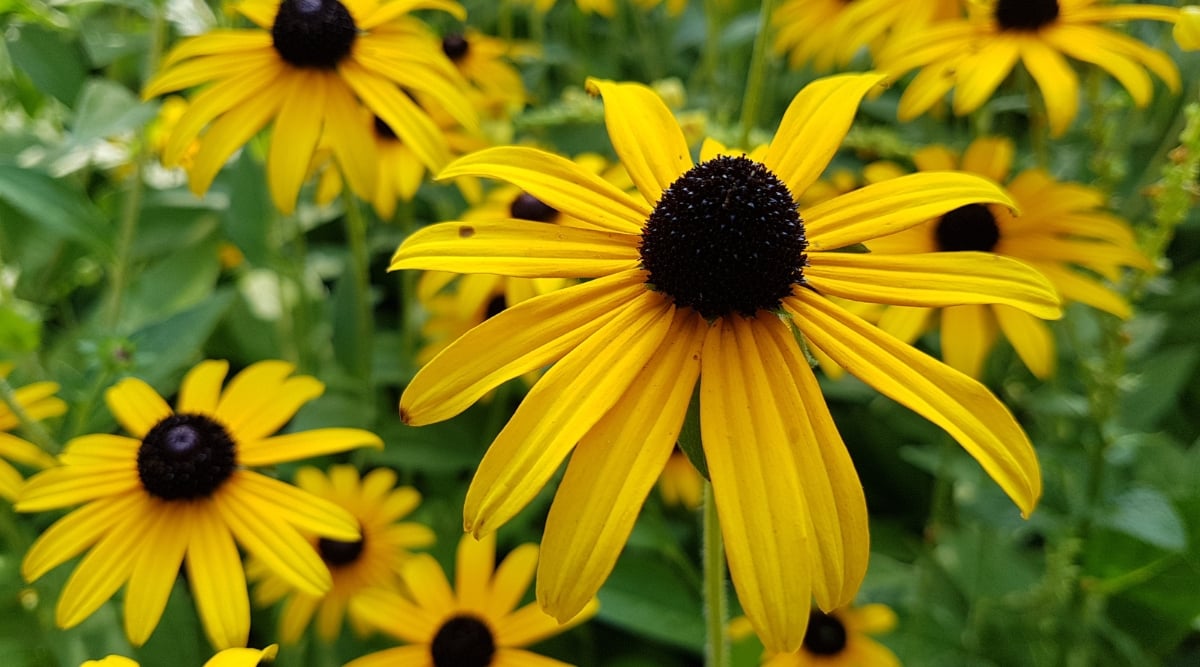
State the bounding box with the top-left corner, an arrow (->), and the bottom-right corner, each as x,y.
866,136 -> 1152,379
346,532 -> 598,666
391,73 -> 1055,651
249,464 -> 436,643
1175,6 -> 1200,50
142,0 -> 477,213
879,0 -> 1182,136
17,360 -> 382,648
83,645 -> 278,667
0,364 -> 64,502
440,29 -> 531,117
763,605 -> 901,667
658,447 -> 703,510
773,0 -> 959,71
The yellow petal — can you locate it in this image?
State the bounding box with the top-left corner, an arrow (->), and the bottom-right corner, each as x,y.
789,291 -> 1041,516
105,378 -> 172,439
56,509 -> 147,628
203,645 -> 280,667
805,251 -> 1061,318
401,270 -> 647,426
464,292 -> 673,536
358,0 -> 466,29
1033,263 -> 1131,319
177,360 -> 230,415
214,361 -> 323,443
238,428 -> 382,467
389,220 -> 640,277
764,73 -> 887,197
586,79 -> 691,204
1020,37 -> 1079,137
323,79 -> 379,201
994,304 -> 1056,379
960,137 -> 1014,185
125,502 -> 192,645
266,70 -> 325,214
156,30 -> 272,70
496,598 -> 600,648
437,147 -> 649,234
187,505 -> 251,649
398,556 -> 455,623
0,431 -> 57,469
700,316 -> 812,653
1044,25 -> 1153,106
17,466 -> 140,512
487,544 -> 539,619
340,60 -> 451,170
188,83 -> 283,196
228,471 -> 359,540
538,308 -> 704,621
21,493 -> 144,581
952,39 -> 1020,115
940,305 -> 997,380
804,172 -> 1016,251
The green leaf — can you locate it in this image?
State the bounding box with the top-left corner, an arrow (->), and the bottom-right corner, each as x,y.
127,289 -> 234,391
70,78 -> 156,146
0,165 -> 110,254
6,24 -> 87,105
1100,487 -> 1188,553
597,548 -> 704,652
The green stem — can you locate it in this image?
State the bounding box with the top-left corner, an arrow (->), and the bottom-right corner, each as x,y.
694,0 -> 725,108
738,0 -> 779,148
343,193 -> 375,385
102,159 -> 145,332
0,377 -> 59,454
702,481 -> 729,667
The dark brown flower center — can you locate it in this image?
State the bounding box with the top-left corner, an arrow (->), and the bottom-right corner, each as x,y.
509,193 -> 559,222
995,0 -> 1060,31
640,155 -> 806,320
137,414 -> 236,500
431,614 -> 496,667
272,0 -> 358,69
803,610 -> 848,656
442,33 -> 470,62
373,116 -> 399,141
484,294 -> 507,319
935,203 -> 1000,252
318,534 -> 365,567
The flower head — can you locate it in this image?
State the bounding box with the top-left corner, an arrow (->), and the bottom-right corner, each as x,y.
773,0 -> 959,71
83,645 -> 278,667
142,0 -> 477,213
867,136 -> 1151,379
0,364 -> 64,502
17,360 -> 382,648
879,0 -> 1183,136
347,532 -> 597,666
391,73 -> 1055,651
249,464 -> 436,643
760,605 -> 900,667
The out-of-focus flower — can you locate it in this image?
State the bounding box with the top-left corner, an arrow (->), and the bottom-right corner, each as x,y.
0,363 -> 64,502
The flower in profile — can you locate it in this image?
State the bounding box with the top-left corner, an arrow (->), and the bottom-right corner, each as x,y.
249,464 -> 435,643
142,0 -> 477,213
84,645 -> 278,667
392,73 -> 1056,651
346,532 -> 598,667
17,360 -> 382,648
758,605 -> 901,667
878,0 -> 1182,136
867,137 -> 1152,379
1,365 -> 64,502
773,0 -> 959,71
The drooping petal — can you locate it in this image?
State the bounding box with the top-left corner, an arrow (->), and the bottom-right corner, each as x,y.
124,502 -> 192,645
177,360 -> 230,416
804,173 -> 1016,250
805,251 -> 1061,318
400,270 -> 647,426
1045,25 -> 1153,106
239,428 -> 382,466
951,39 -> 1021,115
1033,263 -> 1131,319
995,304 -> 1056,379
437,147 -> 649,233
340,60 -> 451,171
538,308 -> 705,621
940,305 -> 997,380
464,292 -> 674,537
266,70 -> 326,214
323,79 -> 379,201
227,471 -> 359,539
187,505 -> 251,649
586,79 -> 692,204
788,290 -> 1041,516
389,220 -> 640,277
56,508 -> 148,628
700,316 -> 812,653
105,378 -> 172,439
187,80 -> 284,195
1020,37 -> 1080,137
764,73 -> 887,197
21,492 -> 145,581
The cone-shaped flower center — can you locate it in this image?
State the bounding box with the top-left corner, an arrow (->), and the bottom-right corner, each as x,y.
484,294 -> 508,319
935,203 -> 1001,252
272,0 -> 358,69
640,155 -> 806,319
803,610 -> 848,656
431,614 -> 496,667
373,116 -> 399,141
509,192 -> 559,222
138,414 -> 236,500
442,33 -> 470,62
995,0 -> 1060,31
318,534 -> 365,566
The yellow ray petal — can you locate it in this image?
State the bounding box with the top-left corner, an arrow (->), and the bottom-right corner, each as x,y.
538,308 -> 704,621
764,73 -> 887,197
398,555 -> 456,620
586,79 -> 691,204
124,502 -> 192,645
161,57 -> 281,165
157,30 -> 273,69
323,79 -> 379,201
1045,25 -> 1153,106
804,172 -> 1015,251
437,147 -> 649,234
229,471 -> 359,539
400,270 -> 648,426
21,493 -> 145,581
266,70 -> 326,214
238,428 -> 382,467
105,378 -> 172,439
17,466 -> 140,512
940,305 -> 997,380
701,316 -> 812,653
995,305 -> 1056,379
56,509 -> 147,628
496,599 -> 600,648
0,431 -> 58,468
487,544 -> 539,619
464,292 -> 673,536
0,461 -> 21,501
57,433 -> 138,466
960,137 -> 1014,185
188,83 -> 284,196
349,589 -> 438,643
358,0 -> 466,29
876,305 -> 934,344
187,505 -> 250,649
897,61 -> 960,122
952,39 -> 1020,115
214,361 -> 323,442
1034,263 -> 1131,318
339,60 -> 451,171
456,532 -> 495,613
1020,37 -> 1080,137
805,251 -> 1061,317
389,220 -> 640,277
789,291 -> 1041,516
177,360 -> 230,416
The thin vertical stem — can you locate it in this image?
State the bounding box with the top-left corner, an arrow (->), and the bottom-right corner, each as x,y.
343,193 -> 375,385
703,480 -> 729,667
738,0 -> 779,148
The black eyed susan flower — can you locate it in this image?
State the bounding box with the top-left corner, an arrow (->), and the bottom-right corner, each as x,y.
16,360 -> 382,649
0,365 -> 65,501
249,464 -> 436,643
346,532 -> 598,667
142,0 -> 477,214
83,645 -> 278,667
391,73 -> 1058,651
757,605 -> 901,667
866,136 -> 1152,380
439,29 -> 532,117
878,0 -> 1183,136
773,0 -> 959,71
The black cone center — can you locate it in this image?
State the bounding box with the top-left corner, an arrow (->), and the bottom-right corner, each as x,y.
510,193 -> 559,222
137,414 -> 236,500
935,203 -> 1001,252
995,0 -> 1059,30
431,615 -> 496,667
272,0 -> 358,69
318,534 -> 365,566
804,610 -> 848,656
442,33 -> 470,62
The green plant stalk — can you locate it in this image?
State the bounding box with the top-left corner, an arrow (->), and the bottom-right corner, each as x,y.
737,0 -> 778,148
702,481 -> 729,667
0,377 -> 59,454
343,193 -> 375,385
695,0 -> 726,108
